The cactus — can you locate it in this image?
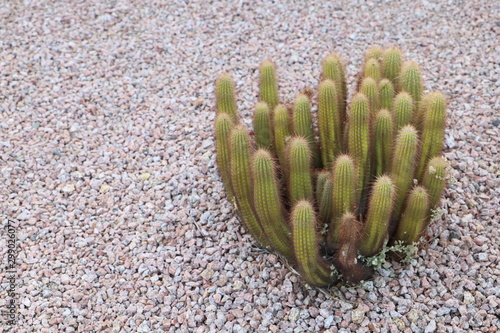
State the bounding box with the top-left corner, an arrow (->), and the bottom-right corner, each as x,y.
328,155 -> 357,248
291,200 -> 337,287
422,157 -> 448,210
318,79 -> 341,168
379,79 -> 395,111
363,58 -> 382,82
393,186 -> 430,245
359,176 -> 395,257
215,113 -> 236,204
400,61 -> 423,107
273,104 -> 292,170
253,102 -> 273,149
292,93 -> 321,167
391,125 -> 419,220
335,213 -> 371,284
415,92 -> 447,180
364,45 -> 384,62
322,53 -> 347,121
373,109 -> 393,177
359,77 -> 380,117
382,47 -> 403,89
392,92 -> 414,132
252,149 -> 293,260
259,60 -> 279,111
287,137 -> 314,206
347,93 -> 370,205
229,126 -> 269,246
215,73 -> 239,123
213,48 -> 449,287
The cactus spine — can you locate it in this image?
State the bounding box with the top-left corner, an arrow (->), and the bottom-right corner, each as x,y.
259,60 -> 279,111
328,155 -> 357,247
416,92 -> 447,180
391,125 -> 419,220
393,186 -> 430,245
253,102 -> 273,149
287,137 -> 314,206
422,157 -> 448,209
252,149 -> 293,260
373,109 -> 394,177
215,113 -> 236,204
359,175 -> 395,257
364,46 -> 384,62
229,126 -> 268,246
318,79 -> 341,168
291,200 -> 337,287
293,93 -> 321,167
347,93 -> 370,205
215,73 -> 239,123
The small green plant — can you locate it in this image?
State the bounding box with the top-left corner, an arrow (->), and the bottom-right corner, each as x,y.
214,47 -> 448,287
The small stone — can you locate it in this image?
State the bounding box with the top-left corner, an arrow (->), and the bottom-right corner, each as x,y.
351,308 -> 366,324
141,173 -> 151,181
62,184 -> 75,193
200,268 -> 214,280
463,291 -> 475,304
425,320 -> 437,332
288,308 -> 300,322
99,184 -> 111,193
492,119 -> 500,127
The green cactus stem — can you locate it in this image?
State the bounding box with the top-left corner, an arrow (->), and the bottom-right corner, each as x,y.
252,149 -> 293,260
347,93 -> 370,205
322,53 -> 347,124
315,170 -> 330,205
382,47 -> 403,89
359,175 -> 395,257
291,200 -> 337,287
215,113 -> 236,204
259,60 -> 279,111
229,126 -> 268,246
292,93 -> 321,168
415,92 -> 447,180
393,186 -> 430,245
215,73 -> 239,123
335,212 -> 371,284
287,137 -> 314,206
253,102 -> 273,149
364,45 -> 384,62
318,79 -> 341,168
422,156 -> 448,210
392,92 -> 414,132
273,104 -> 292,170
360,77 -> 380,115
363,58 -> 382,82
391,125 -> 419,221
318,177 -> 333,226
373,109 -> 394,177
379,79 -> 395,111
327,154 -> 357,248
400,61 -> 423,108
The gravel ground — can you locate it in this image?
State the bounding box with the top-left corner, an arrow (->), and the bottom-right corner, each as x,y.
0,1 -> 499,332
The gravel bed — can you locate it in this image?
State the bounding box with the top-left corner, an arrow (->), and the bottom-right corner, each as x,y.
0,1 -> 498,332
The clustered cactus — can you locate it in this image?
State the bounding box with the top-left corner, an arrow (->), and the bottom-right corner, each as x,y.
214,46 -> 448,287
